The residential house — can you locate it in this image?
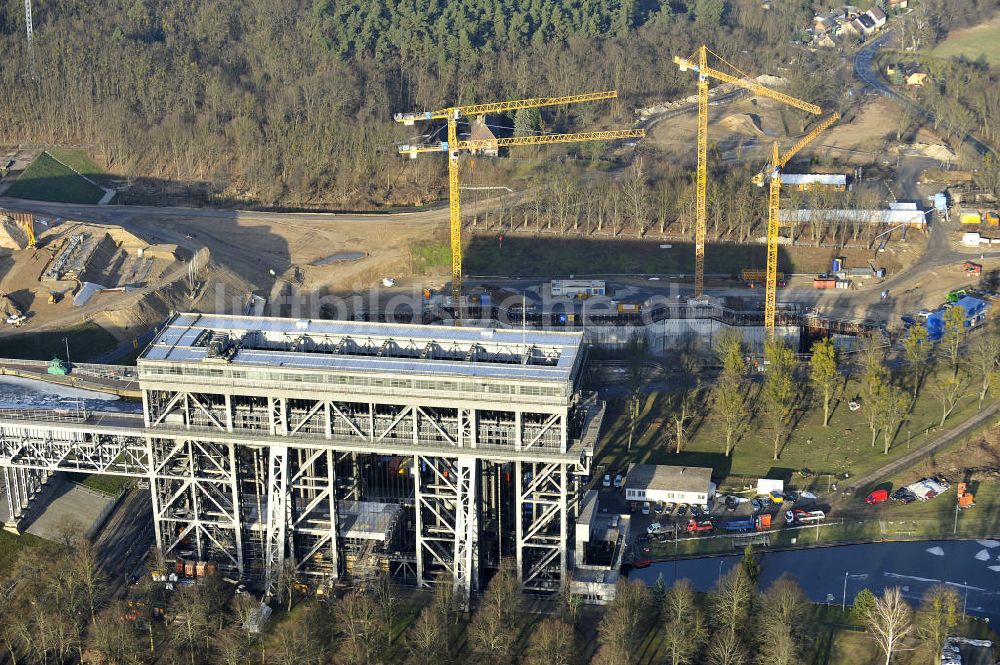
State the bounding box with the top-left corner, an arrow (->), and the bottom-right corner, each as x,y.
468,115 -> 499,157
866,6 -> 887,29
887,62 -> 926,86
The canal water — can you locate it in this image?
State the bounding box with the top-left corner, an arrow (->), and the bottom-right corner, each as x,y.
630,539 -> 1000,621
0,375 -> 141,413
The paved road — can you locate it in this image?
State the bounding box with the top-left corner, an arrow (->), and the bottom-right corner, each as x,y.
848,400 -> 1000,492
93,488 -> 154,592
855,31 -> 995,157
632,539 -> 1000,621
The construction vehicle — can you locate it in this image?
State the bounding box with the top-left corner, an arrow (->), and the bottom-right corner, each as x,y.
957,482 -> 975,508
686,519 -> 714,533
962,261 -> 982,276
793,510 -> 826,524
395,93 -> 643,319
47,291 -> 61,304
674,46 -> 823,300
1,291 -> 26,326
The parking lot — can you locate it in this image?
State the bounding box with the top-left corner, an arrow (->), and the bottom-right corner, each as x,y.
593,475 -> 831,562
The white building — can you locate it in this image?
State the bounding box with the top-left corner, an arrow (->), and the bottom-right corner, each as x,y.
624,463 -> 715,507
780,174 -> 848,191
778,208 -> 927,229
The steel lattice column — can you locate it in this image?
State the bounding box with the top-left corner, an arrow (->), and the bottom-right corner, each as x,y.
516,461 -> 567,593
263,445 -> 288,596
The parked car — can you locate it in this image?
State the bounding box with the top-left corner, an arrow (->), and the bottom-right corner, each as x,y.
866,489 -> 889,504
647,522 -> 666,535
751,498 -> 764,513
602,474 -> 611,488
654,501 -> 665,513
785,510 -> 795,523
614,474 -> 624,489
642,501 -> 651,515
783,491 -> 799,502
664,502 -> 676,515
610,515 -> 620,528
677,504 -> 688,517
725,496 -> 738,511
891,488 -> 914,502
690,505 -> 702,518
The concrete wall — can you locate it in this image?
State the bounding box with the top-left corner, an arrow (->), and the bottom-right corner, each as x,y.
582,320 -> 799,354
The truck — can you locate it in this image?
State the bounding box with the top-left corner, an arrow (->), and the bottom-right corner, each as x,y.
794,510 -> 826,524
686,519 -> 714,533
721,515 -> 770,532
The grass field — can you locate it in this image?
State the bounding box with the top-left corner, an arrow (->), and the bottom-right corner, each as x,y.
0,529 -> 58,576
464,235 -> 875,277
5,151 -> 105,204
0,322 -> 119,362
597,369 -> 982,487
46,148 -> 113,188
70,473 -> 132,496
932,15 -> 1000,66
409,238 -> 451,274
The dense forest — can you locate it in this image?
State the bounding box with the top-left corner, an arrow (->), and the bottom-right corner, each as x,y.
0,0 -> 995,209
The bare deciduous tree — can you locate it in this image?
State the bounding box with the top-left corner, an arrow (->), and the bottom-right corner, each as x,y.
525,616 -> 577,665
662,578 -> 706,665
596,578 -> 651,665
864,586 -> 914,665
917,584 -> 961,664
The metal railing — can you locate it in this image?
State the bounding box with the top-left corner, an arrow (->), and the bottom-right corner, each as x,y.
0,407 -> 90,423
0,358 -> 137,382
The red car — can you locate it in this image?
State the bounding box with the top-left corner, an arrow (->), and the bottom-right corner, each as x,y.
632,559 -> 652,569
866,489 -> 889,504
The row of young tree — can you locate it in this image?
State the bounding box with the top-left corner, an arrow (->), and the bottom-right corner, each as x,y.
626,314 -> 1000,461
475,157 -> 899,250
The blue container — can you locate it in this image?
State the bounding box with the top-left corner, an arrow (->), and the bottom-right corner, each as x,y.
832,258 -> 843,273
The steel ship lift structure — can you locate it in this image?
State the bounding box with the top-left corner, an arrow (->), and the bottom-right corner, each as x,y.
0,314 -> 602,602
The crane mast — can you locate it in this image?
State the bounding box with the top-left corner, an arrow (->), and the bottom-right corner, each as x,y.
396,92 -> 643,320
674,46 -> 821,299
761,113 -> 840,337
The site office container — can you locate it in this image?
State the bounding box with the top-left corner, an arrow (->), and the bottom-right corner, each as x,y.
959,209 -> 982,225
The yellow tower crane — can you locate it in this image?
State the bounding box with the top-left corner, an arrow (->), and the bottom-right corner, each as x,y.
673,46 -> 822,298
395,92 -> 644,317
753,112 -> 840,337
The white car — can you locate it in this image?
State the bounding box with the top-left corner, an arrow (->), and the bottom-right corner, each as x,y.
641,501 -> 651,515
647,522 -> 665,535
613,474 -> 623,489
602,474 -> 611,488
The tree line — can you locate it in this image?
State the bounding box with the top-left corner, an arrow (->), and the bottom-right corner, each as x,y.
0,531 -> 977,665
0,0 -> 818,210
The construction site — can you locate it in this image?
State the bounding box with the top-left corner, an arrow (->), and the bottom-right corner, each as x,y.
0,49 -> 996,357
